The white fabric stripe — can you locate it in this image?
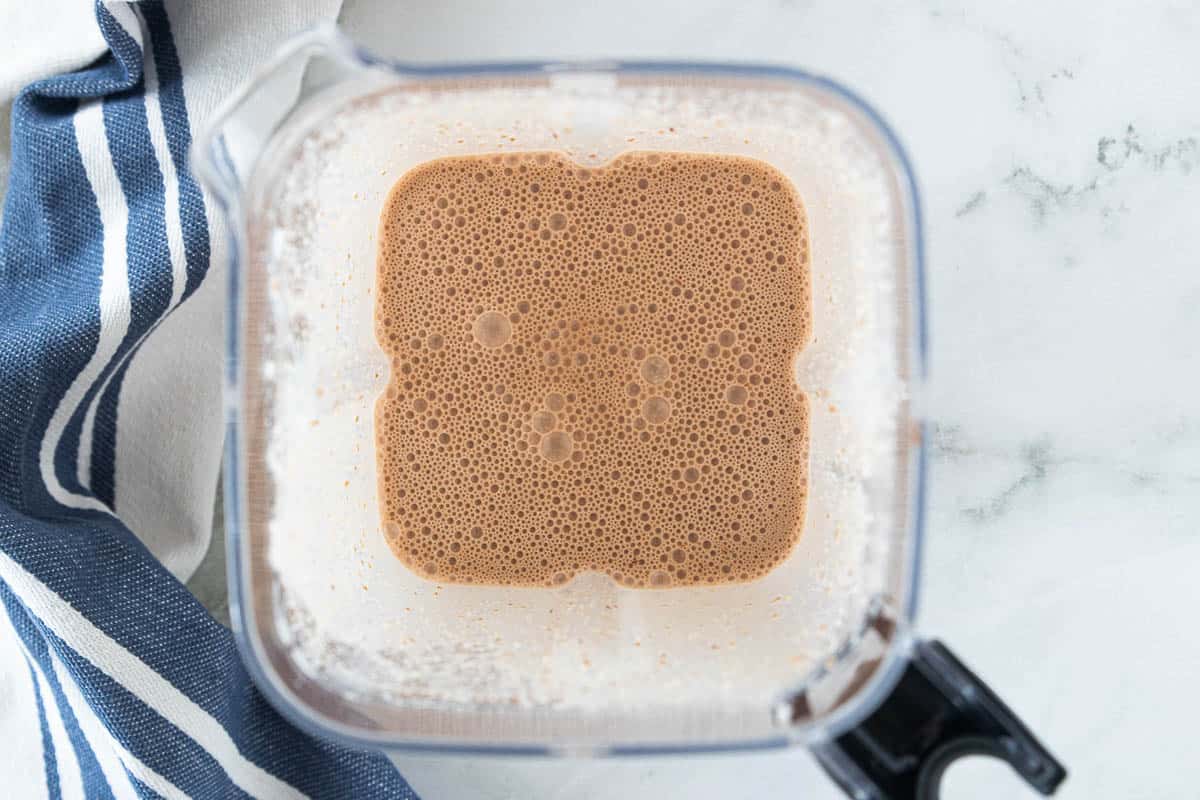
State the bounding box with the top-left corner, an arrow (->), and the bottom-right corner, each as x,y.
132,3 -> 188,312
39,100 -> 130,509
29,657 -> 86,800
73,0 -> 142,497
46,655 -> 140,800
51,653 -> 191,800
0,549 -> 309,800
76,371 -> 119,497
75,2 -> 191,506
0,608 -> 51,800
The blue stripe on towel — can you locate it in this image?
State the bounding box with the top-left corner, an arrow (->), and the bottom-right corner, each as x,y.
0,3 -> 419,797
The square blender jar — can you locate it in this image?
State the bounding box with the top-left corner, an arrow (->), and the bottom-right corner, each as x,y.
194,26 -> 1065,798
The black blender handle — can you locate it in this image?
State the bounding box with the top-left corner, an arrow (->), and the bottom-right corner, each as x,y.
811,639 -> 1067,800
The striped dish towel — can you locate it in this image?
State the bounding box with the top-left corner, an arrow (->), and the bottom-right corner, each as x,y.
0,1 -> 418,797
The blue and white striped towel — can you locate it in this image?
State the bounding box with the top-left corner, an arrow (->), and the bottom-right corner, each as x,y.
0,2 -> 418,796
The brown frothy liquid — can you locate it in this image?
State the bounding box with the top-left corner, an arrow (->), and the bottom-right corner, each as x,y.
374,151 -> 811,588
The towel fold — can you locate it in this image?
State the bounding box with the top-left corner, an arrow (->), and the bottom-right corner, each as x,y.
0,2 -> 417,796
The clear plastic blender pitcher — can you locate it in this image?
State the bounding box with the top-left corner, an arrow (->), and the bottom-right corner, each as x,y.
193,27 -> 1066,799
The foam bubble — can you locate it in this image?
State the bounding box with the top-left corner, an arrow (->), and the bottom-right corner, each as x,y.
531,410 -> 556,434
640,355 -> 670,385
642,396 -> 671,425
473,311 -> 512,348
539,431 -> 573,463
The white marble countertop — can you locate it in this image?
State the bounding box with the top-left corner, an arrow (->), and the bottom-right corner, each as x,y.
331,1 -> 1200,797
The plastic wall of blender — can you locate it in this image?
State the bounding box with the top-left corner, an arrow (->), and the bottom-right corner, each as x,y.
201,26 -> 923,754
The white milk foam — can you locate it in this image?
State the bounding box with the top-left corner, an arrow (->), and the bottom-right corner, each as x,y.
251,79 -> 904,717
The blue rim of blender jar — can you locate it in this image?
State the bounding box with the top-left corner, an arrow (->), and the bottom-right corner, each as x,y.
214,49 -> 929,757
